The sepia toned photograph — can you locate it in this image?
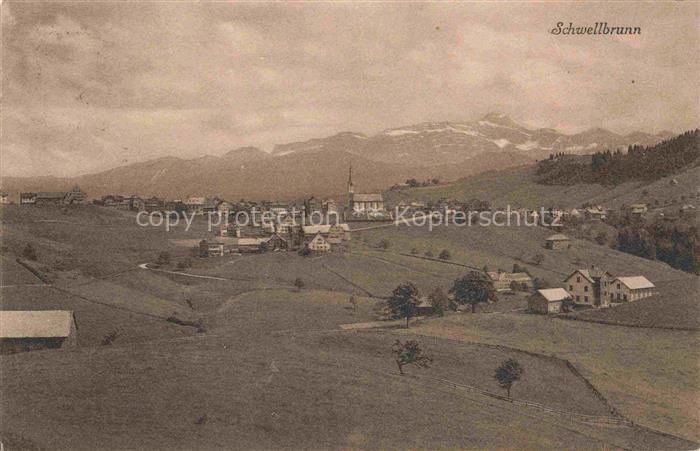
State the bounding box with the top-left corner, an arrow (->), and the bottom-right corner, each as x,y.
0,1 -> 698,449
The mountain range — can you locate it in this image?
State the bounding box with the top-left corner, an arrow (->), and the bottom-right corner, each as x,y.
1,113 -> 673,201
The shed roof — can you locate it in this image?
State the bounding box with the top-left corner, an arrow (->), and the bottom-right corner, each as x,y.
546,233 -> 570,241
536,288 -> 571,302
615,276 -> 655,290
0,311 -> 74,338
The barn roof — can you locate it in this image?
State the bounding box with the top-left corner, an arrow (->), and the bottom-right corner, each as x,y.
536,288 -> 571,302
546,233 -> 570,241
615,276 -> 655,290
353,193 -> 383,202
0,311 -> 74,338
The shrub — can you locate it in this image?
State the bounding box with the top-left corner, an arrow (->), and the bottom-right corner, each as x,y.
424,250 -> 434,257
156,251 -> 171,266
22,243 -> 37,261
298,246 -> 311,257
438,249 -> 451,260
411,247 -> 419,255
377,239 -> 391,250
293,278 -> 305,290
101,331 -> 118,346
176,258 -> 192,270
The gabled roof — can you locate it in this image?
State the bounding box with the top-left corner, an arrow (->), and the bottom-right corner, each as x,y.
0,311 -> 74,338
564,268 -> 612,283
536,288 -> 571,302
309,232 -> 329,244
353,193 -> 383,202
614,276 -> 655,290
546,233 -> 570,241
237,237 -> 270,246
302,225 -> 331,235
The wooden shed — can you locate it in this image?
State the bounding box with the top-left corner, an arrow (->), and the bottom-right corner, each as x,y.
0,311 -> 77,354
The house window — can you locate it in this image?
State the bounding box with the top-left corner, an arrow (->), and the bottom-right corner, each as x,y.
617,283 -> 620,289
576,276 -> 581,283
617,293 -> 621,300
584,285 -> 588,292
576,295 -> 580,302
623,294 -> 628,301
584,296 -> 588,303
569,285 -> 573,291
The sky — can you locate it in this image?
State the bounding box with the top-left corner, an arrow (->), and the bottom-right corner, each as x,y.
2,2 -> 698,177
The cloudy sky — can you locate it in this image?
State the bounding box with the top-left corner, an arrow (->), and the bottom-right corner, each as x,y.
2,2 -> 698,177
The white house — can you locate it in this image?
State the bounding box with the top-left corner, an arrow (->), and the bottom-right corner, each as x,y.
609,276 -> 655,302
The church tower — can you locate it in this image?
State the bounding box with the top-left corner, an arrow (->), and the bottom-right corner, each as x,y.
347,164 -> 354,209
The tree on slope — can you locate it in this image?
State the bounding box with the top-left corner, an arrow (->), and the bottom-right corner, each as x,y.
494,358 -> 524,398
387,282 -> 421,328
449,271 -> 498,313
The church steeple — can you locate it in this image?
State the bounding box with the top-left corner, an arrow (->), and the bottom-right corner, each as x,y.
347,164 -> 354,210
348,164 -> 354,194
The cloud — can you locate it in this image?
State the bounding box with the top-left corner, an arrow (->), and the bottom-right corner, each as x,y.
1,2 -> 698,176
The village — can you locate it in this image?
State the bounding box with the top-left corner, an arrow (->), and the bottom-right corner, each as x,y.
1,163 -> 672,357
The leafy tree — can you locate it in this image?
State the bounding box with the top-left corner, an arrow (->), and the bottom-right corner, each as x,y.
494,358 -> 524,398
424,249 -> 434,257
22,243 -> 37,261
298,246 -> 311,257
349,295 -> 357,313
156,251 -> 171,266
293,278 -> 305,290
387,282 -> 421,328
427,286 -> 451,316
392,339 -> 433,375
411,247 -> 419,255
449,272 -> 498,313
532,277 -> 548,290
438,249 -> 451,260
377,238 -> 391,250
176,258 -> 192,270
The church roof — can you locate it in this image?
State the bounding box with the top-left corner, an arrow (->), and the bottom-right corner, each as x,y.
353,193 -> 383,202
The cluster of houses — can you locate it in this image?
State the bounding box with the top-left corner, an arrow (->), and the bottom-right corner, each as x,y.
199,219 -> 353,256
528,266 -> 656,314
19,186 -> 88,206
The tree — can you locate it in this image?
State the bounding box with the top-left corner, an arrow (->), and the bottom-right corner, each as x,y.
293,278 -> 305,290
427,286 -> 451,316
449,272 -> 498,313
22,243 -> 37,261
176,258 -> 192,270
438,249 -> 451,260
392,339 -> 433,375
424,249 -> 434,257
387,282 -> 421,328
411,247 -> 419,255
298,246 -> 311,257
156,251 -> 171,266
377,238 -> 391,250
494,358 -> 524,398
349,295 -> 357,313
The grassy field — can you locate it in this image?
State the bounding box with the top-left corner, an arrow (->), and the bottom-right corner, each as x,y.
384,163 -> 699,210
1,204 -> 698,448
406,313 -> 700,441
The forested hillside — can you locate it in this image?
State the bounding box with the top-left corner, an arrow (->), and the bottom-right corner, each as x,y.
536,130 -> 699,185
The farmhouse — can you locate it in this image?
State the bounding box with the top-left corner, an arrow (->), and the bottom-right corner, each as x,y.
487,271 -> 533,292
585,207 -> 607,221
545,233 -> 571,250
0,310 -> 77,354
236,237 -> 270,253
528,288 -> 571,314
307,233 -> 331,252
626,203 -> 648,217
185,197 -> 206,215
199,240 -> 225,257
36,192 -> 68,205
563,267 -> 613,307
609,276 -> 655,302
63,186 -> 87,204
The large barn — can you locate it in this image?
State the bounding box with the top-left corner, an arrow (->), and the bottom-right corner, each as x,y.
0,311 -> 77,354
